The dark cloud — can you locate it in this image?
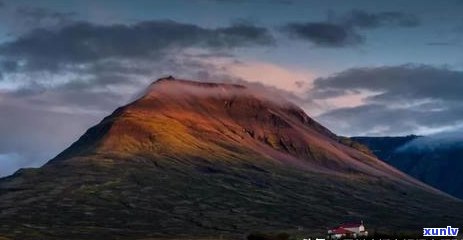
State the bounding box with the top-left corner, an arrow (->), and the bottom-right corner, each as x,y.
313,65 -> 463,135
313,65 -> 463,101
0,1 -> 4,8
343,10 -> 420,29
0,6 -> 77,36
283,22 -> 363,47
15,6 -> 76,27
282,10 -> 419,47
0,20 -> 274,72
1,60 -> 18,72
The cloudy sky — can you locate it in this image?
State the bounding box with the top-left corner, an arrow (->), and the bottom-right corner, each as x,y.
1,0 -> 463,176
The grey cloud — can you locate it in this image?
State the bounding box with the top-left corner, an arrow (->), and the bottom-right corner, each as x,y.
318,103 -> 463,136
282,10 -> 419,47
0,6 -> 77,36
1,60 -> 18,72
0,49 -> 220,100
16,6 -> 76,28
0,20 -> 274,72
313,65 -> 463,136
398,129 -> 463,151
312,65 -> 463,102
3,82 -> 127,112
283,22 -> 363,47
343,10 -> 420,29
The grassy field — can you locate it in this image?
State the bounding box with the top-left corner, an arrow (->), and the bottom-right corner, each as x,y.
0,157 -> 461,239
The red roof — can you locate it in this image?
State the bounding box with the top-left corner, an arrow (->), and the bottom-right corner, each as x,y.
331,227 -> 353,234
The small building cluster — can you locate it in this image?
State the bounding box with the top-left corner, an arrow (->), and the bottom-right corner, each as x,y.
327,221 -> 368,239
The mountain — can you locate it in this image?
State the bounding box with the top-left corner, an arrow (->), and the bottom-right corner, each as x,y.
1,77 -> 463,239
351,135 -> 420,161
353,135 -> 463,199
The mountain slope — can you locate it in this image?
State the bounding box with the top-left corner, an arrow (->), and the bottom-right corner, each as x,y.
1,78 -> 462,239
353,135 -> 463,199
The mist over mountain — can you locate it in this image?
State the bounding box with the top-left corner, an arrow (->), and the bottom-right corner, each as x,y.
353,132 -> 463,199
351,135 -> 420,161
1,78 -> 463,239
398,131 -> 463,151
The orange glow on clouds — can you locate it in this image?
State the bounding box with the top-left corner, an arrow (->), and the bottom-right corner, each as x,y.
223,61 -> 315,94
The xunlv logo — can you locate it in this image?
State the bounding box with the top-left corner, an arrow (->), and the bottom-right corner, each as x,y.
423,226 -> 459,236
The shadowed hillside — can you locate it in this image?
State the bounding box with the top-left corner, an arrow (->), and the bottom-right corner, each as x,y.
353,135 -> 463,199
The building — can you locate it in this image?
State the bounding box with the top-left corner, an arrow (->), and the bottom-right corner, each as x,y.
327,221 -> 368,239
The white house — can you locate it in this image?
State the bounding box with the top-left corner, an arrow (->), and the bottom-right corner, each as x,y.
327,221 -> 368,239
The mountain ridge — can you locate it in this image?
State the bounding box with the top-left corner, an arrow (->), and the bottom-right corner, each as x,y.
352,135 -> 463,199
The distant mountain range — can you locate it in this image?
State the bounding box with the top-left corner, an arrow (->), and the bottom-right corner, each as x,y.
353,135 -> 463,199
351,135 -> 420,161
1,78 -> 463,239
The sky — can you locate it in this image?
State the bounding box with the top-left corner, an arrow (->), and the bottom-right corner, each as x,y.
1,0 -> 463,176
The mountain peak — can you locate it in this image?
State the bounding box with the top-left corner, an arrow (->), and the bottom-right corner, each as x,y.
142,77 -> 288,110
151,76 -> 247,89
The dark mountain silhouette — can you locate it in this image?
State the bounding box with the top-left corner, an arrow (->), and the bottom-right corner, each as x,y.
353,135 -> 463,199
351,135 -> 420,160
1,78 -> 462,239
